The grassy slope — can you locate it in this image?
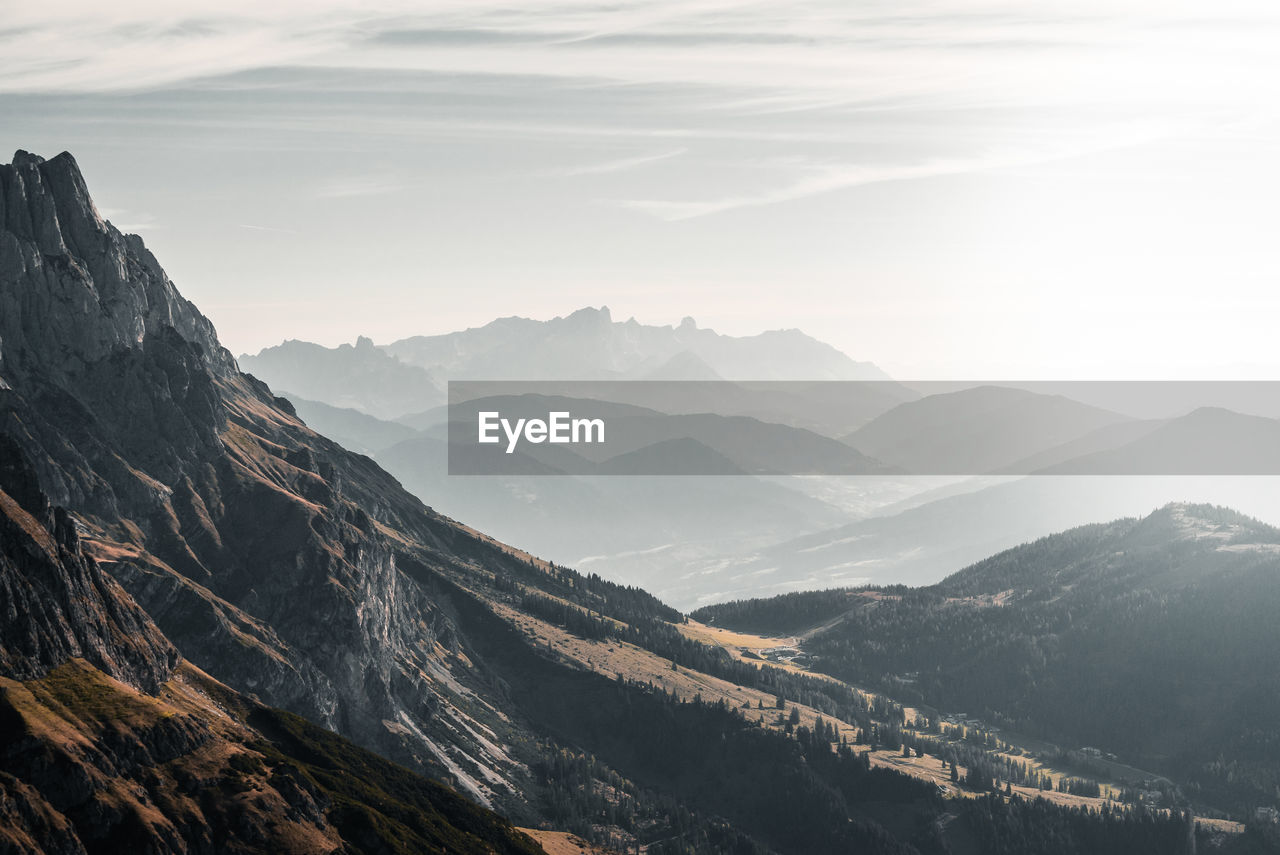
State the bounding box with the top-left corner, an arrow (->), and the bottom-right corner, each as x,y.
0,659 -> 546,855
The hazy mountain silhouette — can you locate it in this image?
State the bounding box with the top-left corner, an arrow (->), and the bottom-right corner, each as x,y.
242,308 -> 889,421
1034,406 -> 1280,474
240,335 -> 442,419
383,307 -> 890,382
843,385 -> 1131,474
668,474 -> 1280,608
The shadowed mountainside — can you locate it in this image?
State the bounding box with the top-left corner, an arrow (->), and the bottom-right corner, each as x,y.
695,503 -> 1280,813
0,432 -> 545,855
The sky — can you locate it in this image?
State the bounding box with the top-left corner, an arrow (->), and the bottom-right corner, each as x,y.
4,0 -> 1280,378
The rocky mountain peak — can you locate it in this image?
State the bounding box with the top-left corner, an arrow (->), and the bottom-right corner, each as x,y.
0,150 -> 233,384
562,305 -> 612,329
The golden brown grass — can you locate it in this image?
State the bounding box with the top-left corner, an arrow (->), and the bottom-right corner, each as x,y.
517,828 -> 614,855
492,598 -> 1246,835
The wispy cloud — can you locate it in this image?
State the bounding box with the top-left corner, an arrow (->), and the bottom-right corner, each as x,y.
620,122 -> 1178,220
4,1 -> 1275,108
238,223 -> 299,234
6,1 -> 1279,229
312,176 -> 407,199
547,148 -> 686,177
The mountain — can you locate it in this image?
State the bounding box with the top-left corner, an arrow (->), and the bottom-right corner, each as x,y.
383,307 -> 890,382
0,431 -> 545,855
1032,407 -> 1280,474
241,308 -> 889,422
6,149 -> 1272,854
437,393 -> 890,475
283,393 -> 418,455
240,336 -> 442,420
279,391 -> 865,583
640,349 -> 723,380
0,149 -> 926,853
0,435 -> 176,692
695,504 -> 1280,813
844,386 -> 1131,474
2,149 -> 536,808
375,433 -> 850,570
666,473 -> 1280,608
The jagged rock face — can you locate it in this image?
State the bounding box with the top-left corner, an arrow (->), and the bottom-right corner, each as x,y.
0,151 -> 528,807
0,420 -> 542,855
0,436 -> 177,692
0,151 -> 230,381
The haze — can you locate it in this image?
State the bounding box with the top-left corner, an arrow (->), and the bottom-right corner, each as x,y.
3,0 -> 1279,378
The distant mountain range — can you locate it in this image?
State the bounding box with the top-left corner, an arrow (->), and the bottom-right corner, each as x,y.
281,390 -> 867,579
241,307 -> 889,420
1028,406 -> 1280,474
842,385 -> 1131,474
382,307 -> 889,382
238,335 -> 441,420
665,474 -> 1280,607
276,375 -> 1280,610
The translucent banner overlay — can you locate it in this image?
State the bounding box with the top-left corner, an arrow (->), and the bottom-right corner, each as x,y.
445,381 -> 1280,475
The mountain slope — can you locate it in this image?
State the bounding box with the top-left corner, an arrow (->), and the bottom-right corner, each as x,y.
671,465 -> 1280,609
281,393 -> 418,455
0,149 -> 552,806
699,504 -> 1280,813
0,434 -> 176,690
375,433 -> 849,569
844,386 -> 1130,474
1035,407 -> 1280,474
0,432 -> 545,855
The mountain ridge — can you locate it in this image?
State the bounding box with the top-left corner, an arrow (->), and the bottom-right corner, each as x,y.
694,502 -> 1280,814
240,306 -> 889,421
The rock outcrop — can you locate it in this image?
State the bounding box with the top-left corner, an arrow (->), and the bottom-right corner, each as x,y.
0,435 -> 177,691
